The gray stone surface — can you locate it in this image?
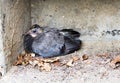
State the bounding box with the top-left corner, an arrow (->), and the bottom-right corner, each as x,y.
0,53 -> 120,83
0,0 -> 120,77
0,0 -> 6,75
0,0 -> 31,75
31,0 -> 120,31
31,0 -> 120,54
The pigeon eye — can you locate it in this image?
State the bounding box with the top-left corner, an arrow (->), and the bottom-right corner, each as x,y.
32,30 -> 37,33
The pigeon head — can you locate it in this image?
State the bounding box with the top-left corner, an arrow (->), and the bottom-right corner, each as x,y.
23,24 -> 43,38
26,27 -> 43,38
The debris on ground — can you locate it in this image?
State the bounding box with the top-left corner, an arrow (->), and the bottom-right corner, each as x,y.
84,60 -> 92,65
96,53 -> 109,58
66,56 -> 80,67
110,55 -> 120,68
42,57 -> 60,63
72,56 -> 80,61
14,52 -> 119,71
40,63 -> 52,72
53,61 -> 61,66
13,52 -> 81,71
13,53 -> 60,71
66,59 -> 74,67
2,52 -> 120,83
82,54 -> 89,61
13,53 -> 32,66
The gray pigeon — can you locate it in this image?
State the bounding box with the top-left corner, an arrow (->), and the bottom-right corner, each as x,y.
23,24 -> 81,58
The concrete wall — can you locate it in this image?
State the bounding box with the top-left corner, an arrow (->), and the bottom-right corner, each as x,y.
31,0 -> 120,55
0,0 -> 31,75
0,0 -> 120,75
0,0 -> 6,75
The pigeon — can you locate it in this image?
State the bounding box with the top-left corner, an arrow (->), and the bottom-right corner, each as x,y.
23,24 -> 81,58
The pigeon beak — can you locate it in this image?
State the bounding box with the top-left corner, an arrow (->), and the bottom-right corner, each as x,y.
27,31 -> 38,38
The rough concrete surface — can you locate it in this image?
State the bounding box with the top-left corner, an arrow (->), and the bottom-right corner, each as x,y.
31,0 -> 120,53
0,0 -> 31,74
0,0 -> 120,82
0,52 -> 120,83
31,0 -> 120,30
0,0 -> 6,75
